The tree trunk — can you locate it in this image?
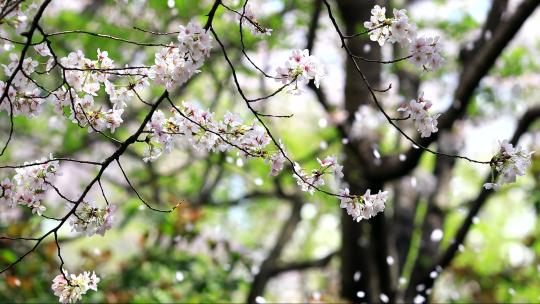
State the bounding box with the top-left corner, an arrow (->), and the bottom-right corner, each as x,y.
336,0 -> 386,302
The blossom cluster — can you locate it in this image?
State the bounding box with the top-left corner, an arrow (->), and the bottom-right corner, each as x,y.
143,101 -> 271,162
143,103 -> 355,209
2,19 -> 208,136
364,5 -> 443,71
52,49 -> 132,133
0,157 -> 60,215
1,2 -> 38,34
240,4 -> 273,36
69,201 -> 116,237
60,49 -> 115,95
149,21 -> 212,90
364,6 -> 415,46
350,105 -> 386,140
409,35 -> 444,71
292,156 -> 344,195
275,49 -> 325,94
51,270 -> 100,303
483,140 -> 533,190
339,188 -> 388,221
268,148 -> 286,176
0,55 -> 43,117
397,92 -> 440,138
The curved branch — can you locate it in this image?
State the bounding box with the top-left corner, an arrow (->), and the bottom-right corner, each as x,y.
413,106 -> 540,297
369,0 -> 539,181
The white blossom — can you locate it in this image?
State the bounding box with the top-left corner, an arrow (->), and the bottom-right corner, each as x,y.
9,156 -> 60,215
397,92 -> 440,138
51,270 -> 100,303
69,201 -> 116,236
339,188 -> 388,221
34,42 -> 52,57
240,4 -> 272,36
409,36 -> 444,71
275,49 -> 324,94
483,140 -> 533,190
364,6 -> 415,46
143,102 -> 271,162
268,152 -> 286,176
150,20 -> 212,90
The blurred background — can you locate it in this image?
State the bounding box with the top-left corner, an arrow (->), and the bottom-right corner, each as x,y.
1,0 -> 540,302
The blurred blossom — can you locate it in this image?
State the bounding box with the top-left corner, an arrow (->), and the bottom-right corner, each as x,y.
430,229 -> 443,242
507,243 -> 534,268
438,121 -> 466,154
350,105 -> 385,140
401,169 -> 437,198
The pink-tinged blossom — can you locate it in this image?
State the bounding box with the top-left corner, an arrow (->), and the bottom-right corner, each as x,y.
59,49 -> 115,96
240,4 -> 273,36
363,5 -> 443,70
150,20 -> 212,90
293,156 -> 344,195
143,102 -> 271,162
34,42 -> 52,57
389,9 -> 416,45
364,6 -> 415,46
268,152 -> 286,176
409,36 -> 444,71
397,92 -> 440,138
69,201 -> 115,236
0,73 -> 44,118
483,140 -> 533,190
317,155 -> 344,179
339,188 -> 388,222
51,270 -> 100,303
0,178 -> 15,207
275,49 -> 324,94
7,156 -> 60,215
339,188 -> 363,221
68,93 -> 124,133
22,57 -> 38,74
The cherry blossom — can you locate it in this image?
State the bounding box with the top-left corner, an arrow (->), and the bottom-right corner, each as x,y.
0,178 -> 15,207
68,93 -> 124,133
363,5 -> 389,46
268,152 -> 286,176
51,270 -> 100,303
364,5 -> 443,71
240,3 -> 273,36
339,188 -> 388,221
292,156 -> 344,195
0,73 -> 43,118
60,49 -> 115,96
275,49 -> 325,94
398,92 -> 440,138
143,102 -> 271,162
0,3 -> 527,302
389,9 -> 416,45
34,42 -> 52,57
69,201 -> 116,237
364,6 -> 416,46
409,36 -> 444,71
317,155 -> 344,179
4,156 -> 61,215
150,20 -> 212,90
483,140 -> 533,190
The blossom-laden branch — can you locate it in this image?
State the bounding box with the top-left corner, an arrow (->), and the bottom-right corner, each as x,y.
412,106 -> 540,300
0,0 -> 535,302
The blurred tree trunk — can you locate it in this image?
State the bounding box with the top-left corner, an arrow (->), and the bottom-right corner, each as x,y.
336,0 -> 387,302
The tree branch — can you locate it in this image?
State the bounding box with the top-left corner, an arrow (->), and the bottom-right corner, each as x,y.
414,106 -> 540,297
366,0 -> 539,182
